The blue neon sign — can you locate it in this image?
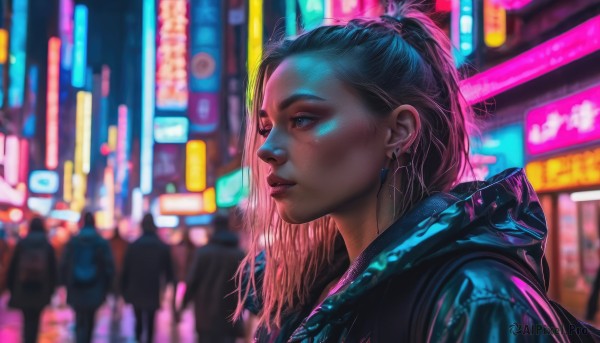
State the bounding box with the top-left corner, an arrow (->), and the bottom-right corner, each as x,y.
72,5 -> 88,88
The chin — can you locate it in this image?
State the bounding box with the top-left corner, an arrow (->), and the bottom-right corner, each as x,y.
276,204 -> 319,224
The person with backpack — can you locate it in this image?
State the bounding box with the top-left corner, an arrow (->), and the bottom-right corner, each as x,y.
121,213 -> 174,343
61,212 -> 114,343
7,217 -> 57,343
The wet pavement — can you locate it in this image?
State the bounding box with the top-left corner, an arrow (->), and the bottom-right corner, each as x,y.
0,287 -> 197,343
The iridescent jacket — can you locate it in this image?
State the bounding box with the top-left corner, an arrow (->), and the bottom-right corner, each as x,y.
245,169 -> 581,342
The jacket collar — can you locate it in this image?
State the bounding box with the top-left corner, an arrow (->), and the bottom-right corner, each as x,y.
289,168 -> 548,340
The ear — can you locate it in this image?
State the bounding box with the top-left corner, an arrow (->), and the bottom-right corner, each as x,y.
384,104 -> 421,160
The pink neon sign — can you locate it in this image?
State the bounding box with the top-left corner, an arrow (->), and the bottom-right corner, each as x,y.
526,83 -> 600,156
461,15 -> 600,105
331,0 -> 381,20
497,0 -> 533,10
46,37 -> 61,170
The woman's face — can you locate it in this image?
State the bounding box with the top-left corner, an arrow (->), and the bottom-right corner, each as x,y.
257,54 -> 388,224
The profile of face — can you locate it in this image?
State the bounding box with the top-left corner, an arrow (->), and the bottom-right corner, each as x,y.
257,54 -> 389,224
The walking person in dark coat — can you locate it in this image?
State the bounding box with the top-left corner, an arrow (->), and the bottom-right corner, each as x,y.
122,213 -> 175,343
61,212 -> 115,343
108,226 -> 128,321
7,217 -> 57,343
178,215 -> 246,343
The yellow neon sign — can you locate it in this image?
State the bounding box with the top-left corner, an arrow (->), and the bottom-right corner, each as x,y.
247,0 -> 263,101
186,140 -> 206,192
484,0 -> 506,48
203,187 -> 217,213
64,160 -> 73,202
0,29 -> 7,64
525,148 -> 600,192
108,125 -> 118,152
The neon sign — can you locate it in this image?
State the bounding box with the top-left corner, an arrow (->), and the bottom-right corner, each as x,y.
461,15 -> 600,104
497,0 -> 533,10
60,0 -> 74,70
29,170 -> 60,194
298,0 -> 325,30
216,167 -> 250,208
470,124 -> 523,180
9,0 -> 28,107
75,91 -> 92,175
141,0 -> 156,194
526,83 -> 600,156
0,29 -> 7,64
186,140 -> 206,192
64,160 -> 73,202
451,0 -> 475,64
117,105 -> 129,192
159,189 -> 216,215
526,148 -> 600,192
5,135 -> 19,186
72,5 -> 88,88
46,37 -> 61,170
156,0 -> 188,110
154,116 -> 189,143
484,0 -> 506,48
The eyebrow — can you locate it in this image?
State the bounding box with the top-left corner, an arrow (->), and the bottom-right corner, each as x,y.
259,93 -> 326,118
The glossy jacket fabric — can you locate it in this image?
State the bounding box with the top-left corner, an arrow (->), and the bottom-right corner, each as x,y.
246,169 -> 589,342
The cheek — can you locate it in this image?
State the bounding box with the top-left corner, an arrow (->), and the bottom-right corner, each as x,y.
304,118 -> 381,186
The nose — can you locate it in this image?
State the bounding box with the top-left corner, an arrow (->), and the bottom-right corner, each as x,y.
257,133 -> 288,166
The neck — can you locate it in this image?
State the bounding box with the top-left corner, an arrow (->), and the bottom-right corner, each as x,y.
330,181 -> 397,262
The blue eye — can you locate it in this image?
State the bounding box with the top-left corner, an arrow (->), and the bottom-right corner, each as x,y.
291,116 -> 316,129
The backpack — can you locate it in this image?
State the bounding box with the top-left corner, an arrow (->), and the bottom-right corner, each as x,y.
410,250 -> 600,343
17,245 -> 48,289
71,240 -> 100,288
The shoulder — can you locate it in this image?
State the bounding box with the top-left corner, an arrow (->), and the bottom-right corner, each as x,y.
425,258 -> 561,342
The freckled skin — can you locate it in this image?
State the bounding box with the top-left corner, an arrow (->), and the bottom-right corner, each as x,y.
257,54 -> 388,224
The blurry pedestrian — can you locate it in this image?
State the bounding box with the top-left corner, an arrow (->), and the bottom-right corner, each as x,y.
61,212 -> 114,343
0,229 -> 11,298
122,213 -> 175,343
7,217 -> 57,343
108,226 -> 128,320
179,215 -> 245,343
170,228 -> 195,315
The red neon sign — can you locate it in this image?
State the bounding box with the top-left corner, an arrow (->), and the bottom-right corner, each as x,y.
46,37 -> 61,170
156,0 -> 188,110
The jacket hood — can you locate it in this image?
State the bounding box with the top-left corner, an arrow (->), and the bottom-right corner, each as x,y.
288,168 -> 548,340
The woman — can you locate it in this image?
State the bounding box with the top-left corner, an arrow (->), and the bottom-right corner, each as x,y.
234,1 -> 594,342
7,217 -> 57,343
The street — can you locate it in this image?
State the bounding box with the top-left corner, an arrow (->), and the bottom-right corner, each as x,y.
0,290 -> 197,343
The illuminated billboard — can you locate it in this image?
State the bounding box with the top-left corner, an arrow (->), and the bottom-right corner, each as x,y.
216,167 -> 250,208
186,140 -> 206,192
29,170 -> 60,194
470,124 -> 524,180
159,189 -> 216,215
526,148 -> 600,192
189,0 -> 222,133
526,83 -> 600,156
72,5 -> 88,88
154,116 -> 189,143
46,37 -> 61,170
141,0 -> 157,194
156,0 -> 189,110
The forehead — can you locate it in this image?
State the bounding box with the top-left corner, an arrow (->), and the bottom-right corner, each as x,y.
262,54 -> 353,110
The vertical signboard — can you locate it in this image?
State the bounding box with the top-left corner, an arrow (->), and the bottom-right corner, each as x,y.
141,0 -> 157,195
72,5 -> 88,88
186,140 -> 206,191
156,0 -> 189,111
298,0 -> 324,30
189,0 -> 221,133
484,0 -> 506,48
46,38 -> 61,170
9,0 -> 28,107
60,0 -> 74,70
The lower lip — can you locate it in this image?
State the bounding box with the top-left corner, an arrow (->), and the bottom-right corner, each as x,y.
270,184 -> 295,197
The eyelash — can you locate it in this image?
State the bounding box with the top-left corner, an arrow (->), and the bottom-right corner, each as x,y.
258,115 -> 316,137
